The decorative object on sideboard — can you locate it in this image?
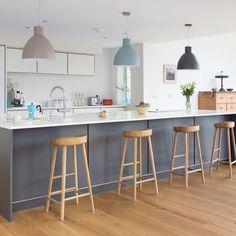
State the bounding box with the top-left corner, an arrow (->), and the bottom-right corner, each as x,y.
227,88 -> 234,92
113,11 -> 140,67
180,81 -> 196,113
135,101 -> 150,115
177,24 -> 199,70
22,0 -> 55,60
215,71 -> 229,91
163,64 -> 177,84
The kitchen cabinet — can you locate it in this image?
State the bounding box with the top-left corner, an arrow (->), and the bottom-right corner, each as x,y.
7,48 -> 95,76
0,45 -> 6,115
7,48 -> 37,73
198,91 -> 236,111
68,53 -> 95,76
37,52 -> 67,74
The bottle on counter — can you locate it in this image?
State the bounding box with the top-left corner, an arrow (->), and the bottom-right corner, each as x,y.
20,92 -> 25,107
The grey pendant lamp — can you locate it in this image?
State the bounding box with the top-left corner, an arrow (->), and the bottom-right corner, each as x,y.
177,24 -> 199,70
22,0 -> 55,60
113,11 -> 140,67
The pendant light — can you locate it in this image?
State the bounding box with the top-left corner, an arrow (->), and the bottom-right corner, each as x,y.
22,0 -> 55,60
113,11 -> 140,67
177,24 -> 199,70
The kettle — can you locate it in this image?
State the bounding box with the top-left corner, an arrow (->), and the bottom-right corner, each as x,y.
27,103 -> 42,119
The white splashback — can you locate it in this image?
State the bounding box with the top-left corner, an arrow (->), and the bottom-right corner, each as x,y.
7,49 -> 111,106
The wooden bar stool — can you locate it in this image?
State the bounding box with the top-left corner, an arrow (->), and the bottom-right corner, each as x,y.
209,121 -> 236,178
45,134 -> 95,221
118,128 -> 159,201
169,125 -> 205,188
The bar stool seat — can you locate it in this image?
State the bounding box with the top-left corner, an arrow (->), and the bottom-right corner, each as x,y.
209,121 -> 236,178
169,125 -> 205,188
46,134 -> 95,221
118,128 -> 159,201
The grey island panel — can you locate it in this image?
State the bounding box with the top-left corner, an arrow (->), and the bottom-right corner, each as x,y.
0,128 -> 13,221
89,120 -> 148,192
195,115 -> 232,166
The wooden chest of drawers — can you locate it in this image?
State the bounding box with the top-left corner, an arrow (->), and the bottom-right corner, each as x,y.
198,91 -> 236,111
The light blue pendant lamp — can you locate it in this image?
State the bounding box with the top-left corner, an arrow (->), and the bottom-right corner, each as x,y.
113,12 -> 140,67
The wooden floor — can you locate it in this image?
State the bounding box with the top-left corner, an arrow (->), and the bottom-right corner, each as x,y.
1,166 -> 236,236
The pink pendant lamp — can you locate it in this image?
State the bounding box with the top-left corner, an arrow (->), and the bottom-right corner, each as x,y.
23,25 -> 55,60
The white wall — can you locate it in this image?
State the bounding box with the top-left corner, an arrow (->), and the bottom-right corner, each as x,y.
142,32 -> 236,111
8,48 -> 112,106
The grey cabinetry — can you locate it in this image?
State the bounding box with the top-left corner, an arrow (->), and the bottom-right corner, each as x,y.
13,128 -> 51,211
148,119 -> 173,178
195,115 -> 232,165
88,121 -> 147,192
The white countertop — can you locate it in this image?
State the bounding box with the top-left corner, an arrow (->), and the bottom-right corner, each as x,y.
7,104 -> 126,111
0,110 -> 235,130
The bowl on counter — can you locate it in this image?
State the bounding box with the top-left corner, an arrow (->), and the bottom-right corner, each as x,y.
135,102 -> 150,115
227,88 -> 234,92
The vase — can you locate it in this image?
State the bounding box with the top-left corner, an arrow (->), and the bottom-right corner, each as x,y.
185,96 -> 191,113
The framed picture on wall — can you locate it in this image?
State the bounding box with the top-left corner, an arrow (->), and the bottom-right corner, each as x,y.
163,64 -> 177,84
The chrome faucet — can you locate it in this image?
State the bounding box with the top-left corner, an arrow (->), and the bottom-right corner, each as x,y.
50,86 -> 68,116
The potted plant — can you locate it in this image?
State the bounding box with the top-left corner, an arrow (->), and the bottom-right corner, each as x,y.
180,81 -> 196,112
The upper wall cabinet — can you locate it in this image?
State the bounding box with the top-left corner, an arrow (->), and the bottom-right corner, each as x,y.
6,48 -> 95,76
68,54 -> 95,76
37,52 -> 67,74
7,48 -> 37,73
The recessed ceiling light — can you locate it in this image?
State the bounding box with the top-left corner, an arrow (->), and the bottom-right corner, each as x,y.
94,28 -> 104,34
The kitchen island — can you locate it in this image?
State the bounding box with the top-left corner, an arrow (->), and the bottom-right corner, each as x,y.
0,110 -> 235,221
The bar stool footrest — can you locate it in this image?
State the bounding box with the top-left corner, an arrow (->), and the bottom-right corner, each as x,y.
121,174 -> 141,181
53,172 -> 76,180
50,187 -> 76,196
123,161 -> 140,167
136,178 -> 155,184
188,168 -> 203,174
174,154 -> 185,158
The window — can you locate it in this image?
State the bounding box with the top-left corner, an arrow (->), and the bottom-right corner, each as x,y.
116,67 -> 131,104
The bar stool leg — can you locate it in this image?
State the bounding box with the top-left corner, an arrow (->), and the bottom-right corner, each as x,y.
209,127 -> 217,175
118,138 -> 128,195
60,146 -> 67,221
148,136 -> 159,195
231,127 -> 236,162
196,132 -> 205,183
133,138 -> 137,201
82,144 -> 95,212
46,146 -> 58,212
138,138 -> 142,190
217,128 -> 223,172
227,128 -> 232,178
169,132 -> 178,183
73,145 -> 79,205
184,133 -> 189,189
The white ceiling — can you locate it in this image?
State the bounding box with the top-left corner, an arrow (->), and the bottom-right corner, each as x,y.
1,0 -> 236,47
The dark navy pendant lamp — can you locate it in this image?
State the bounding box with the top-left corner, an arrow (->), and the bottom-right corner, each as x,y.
177,24 -> 199,70
113,11 -> 140,67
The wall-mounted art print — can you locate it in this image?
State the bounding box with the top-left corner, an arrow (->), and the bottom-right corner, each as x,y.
163,64 -> 177,84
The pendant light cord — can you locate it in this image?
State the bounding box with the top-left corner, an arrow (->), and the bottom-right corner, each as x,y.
187,25 -> 190,46
124,15 -> 129,38
37,0 -> 41,26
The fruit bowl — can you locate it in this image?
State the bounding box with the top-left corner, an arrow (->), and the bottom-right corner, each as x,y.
135,101 -> 150,115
